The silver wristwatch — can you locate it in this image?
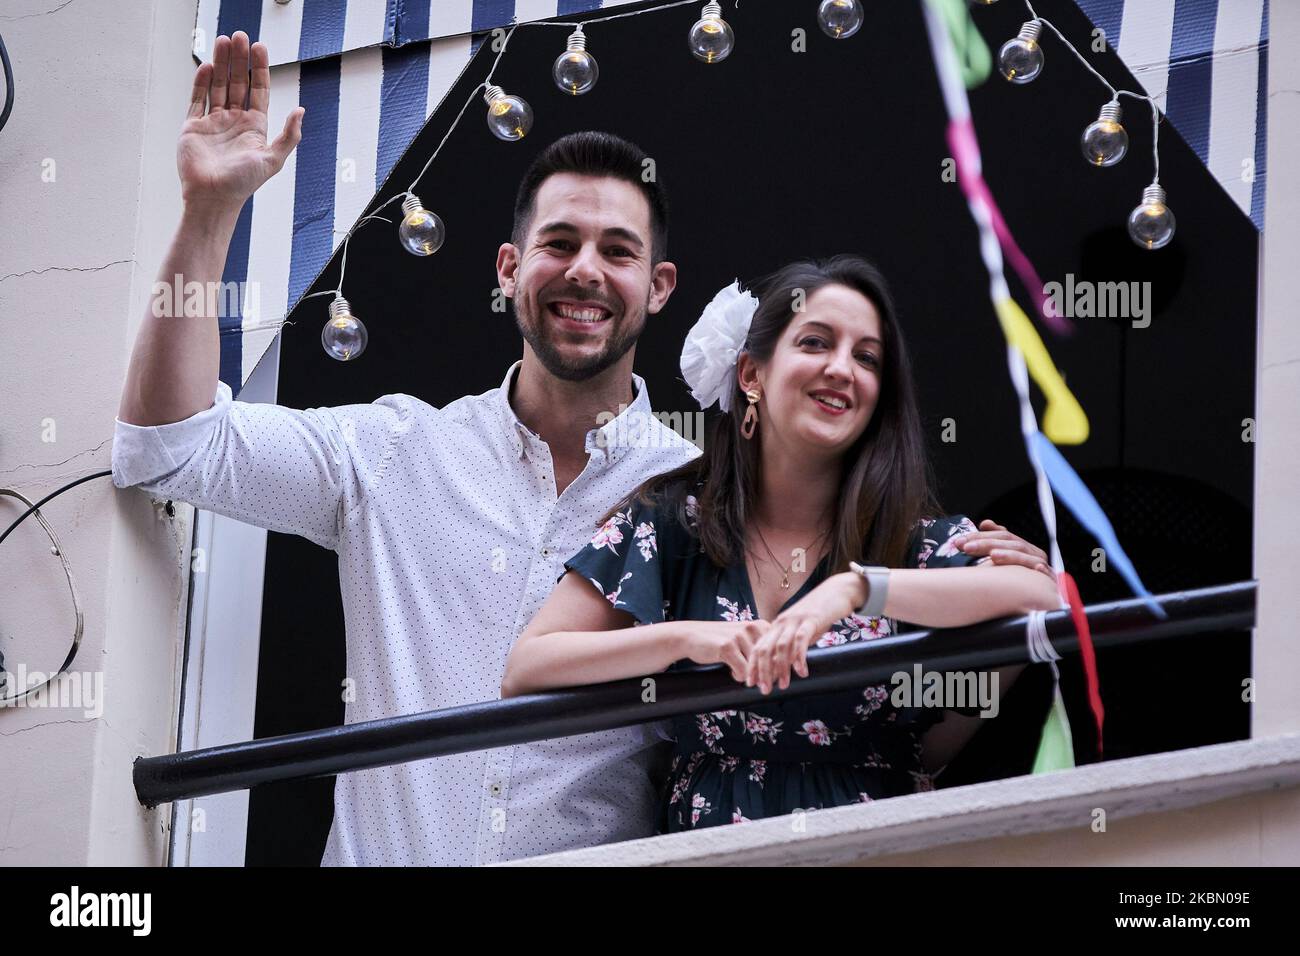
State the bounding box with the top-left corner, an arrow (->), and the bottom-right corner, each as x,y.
848,562 -> 891,618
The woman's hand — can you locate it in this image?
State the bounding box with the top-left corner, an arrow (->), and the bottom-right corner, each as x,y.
954,519 -> 1054,579
746,572 -> 866,694
679,620 -> 771,684
178,32 -> 304,215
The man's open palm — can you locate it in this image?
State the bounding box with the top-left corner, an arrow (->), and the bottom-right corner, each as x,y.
177,32 -> 303,211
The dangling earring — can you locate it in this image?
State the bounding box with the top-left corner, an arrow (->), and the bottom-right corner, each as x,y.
741,388 -> 760,440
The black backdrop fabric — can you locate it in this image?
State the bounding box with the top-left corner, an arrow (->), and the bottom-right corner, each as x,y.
243,0 -> 1255,865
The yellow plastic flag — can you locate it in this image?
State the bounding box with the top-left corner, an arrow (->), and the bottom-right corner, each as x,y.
994,297 -> 1090,445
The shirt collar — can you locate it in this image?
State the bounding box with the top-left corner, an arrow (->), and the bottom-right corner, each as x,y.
497,359 -> 652,465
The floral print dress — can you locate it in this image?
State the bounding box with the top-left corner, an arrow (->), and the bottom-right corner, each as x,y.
561,489 -> 985,833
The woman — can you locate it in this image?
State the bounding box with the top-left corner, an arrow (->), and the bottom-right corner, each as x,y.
501,255 -> 1061,831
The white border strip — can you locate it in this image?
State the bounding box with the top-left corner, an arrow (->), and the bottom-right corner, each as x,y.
1116,0 -> 1177,108
335,46 -> 384,248
170,338 -> 282,867
257,0 -> 306,64
343,0 -> 392,54
241,62 -> 300,384
1208,0 -> 1266,220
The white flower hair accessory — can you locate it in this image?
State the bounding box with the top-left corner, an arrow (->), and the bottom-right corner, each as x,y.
680,280 -> 760,413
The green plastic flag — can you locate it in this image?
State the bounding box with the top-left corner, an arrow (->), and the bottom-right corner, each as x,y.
932,0 -> 992,89
1032,684 -> 1076,774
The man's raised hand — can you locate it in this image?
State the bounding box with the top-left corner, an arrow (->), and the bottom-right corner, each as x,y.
177,32 -> 304,214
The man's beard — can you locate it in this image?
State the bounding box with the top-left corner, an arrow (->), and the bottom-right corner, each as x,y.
514,292 -> 648,382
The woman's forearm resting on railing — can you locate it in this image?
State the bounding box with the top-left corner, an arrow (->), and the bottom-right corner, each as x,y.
501,618 -> 686,698
850,564 -> 1063,629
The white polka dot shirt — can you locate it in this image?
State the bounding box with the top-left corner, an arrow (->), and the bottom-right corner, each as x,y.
111,360 -> 702,865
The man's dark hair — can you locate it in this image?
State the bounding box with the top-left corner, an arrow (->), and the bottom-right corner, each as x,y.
511,131 -> 670,264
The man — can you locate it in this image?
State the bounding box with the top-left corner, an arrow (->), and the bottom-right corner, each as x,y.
114,33 -> 1050,864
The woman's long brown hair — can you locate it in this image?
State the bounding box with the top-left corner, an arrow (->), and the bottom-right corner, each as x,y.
601,254 -> 948,573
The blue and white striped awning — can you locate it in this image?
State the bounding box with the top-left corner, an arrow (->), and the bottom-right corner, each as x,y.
196,0 -> 644,393
1073,0 -> 1268,231
201,0 -> 1269,396
193,0 -> 643,65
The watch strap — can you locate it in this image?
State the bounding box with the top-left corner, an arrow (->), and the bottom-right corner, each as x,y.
848,561 -> 891,618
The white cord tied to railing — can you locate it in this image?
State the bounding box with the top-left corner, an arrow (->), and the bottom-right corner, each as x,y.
1025,608 -> 1060,664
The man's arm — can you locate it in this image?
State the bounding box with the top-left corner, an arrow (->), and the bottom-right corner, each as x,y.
112,388 -> 410,551
118,205 -> 240,425
112,32 -> 412,551
118,31 -> 303,426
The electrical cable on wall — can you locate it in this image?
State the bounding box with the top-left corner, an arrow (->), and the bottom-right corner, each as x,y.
0,31 -> 13,135
0,474 -> 105,703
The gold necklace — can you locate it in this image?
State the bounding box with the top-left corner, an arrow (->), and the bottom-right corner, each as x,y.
751,524 -> 830,589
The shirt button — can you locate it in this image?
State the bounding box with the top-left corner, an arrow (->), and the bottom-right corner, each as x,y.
489,782 -> 503,796
541,546 -> 551,557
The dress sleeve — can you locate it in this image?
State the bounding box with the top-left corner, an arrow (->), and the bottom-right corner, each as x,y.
906,513 -> 988,719
560,495 -> 670,627
906,514 -> 984,569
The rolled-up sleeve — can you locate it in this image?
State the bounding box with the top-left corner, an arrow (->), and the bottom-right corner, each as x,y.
111,380 -> 411,551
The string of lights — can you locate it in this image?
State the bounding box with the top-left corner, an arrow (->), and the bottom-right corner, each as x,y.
289,0 -> 1174,363
305,0 -> 738,361
993,0 -> 1175,248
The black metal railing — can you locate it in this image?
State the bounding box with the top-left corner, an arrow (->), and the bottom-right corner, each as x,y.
133,581 -> 1256,807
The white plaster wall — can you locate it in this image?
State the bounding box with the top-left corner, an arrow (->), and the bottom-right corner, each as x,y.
1252,0 -> 1300,740
0,0 -> 201,864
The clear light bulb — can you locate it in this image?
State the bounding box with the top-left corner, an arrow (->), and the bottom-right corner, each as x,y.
397,193 -> 445,256
817,0 -> 863,39
553,27 -> 599,95
689,1 -> 734,64
1127,183 -> 1176,250
483,84 -> 534,141
999,20 -> 1044,84
322,296 -> 368,361
1081,101 -> 1128,166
